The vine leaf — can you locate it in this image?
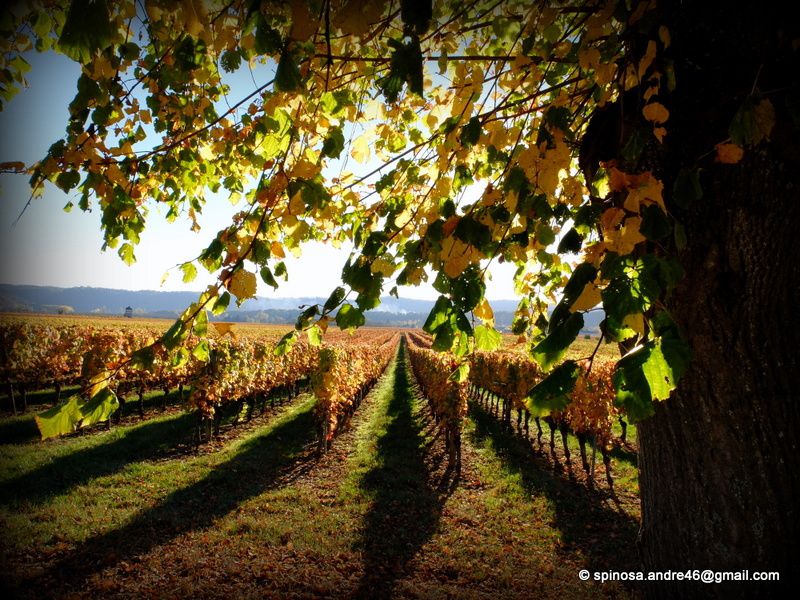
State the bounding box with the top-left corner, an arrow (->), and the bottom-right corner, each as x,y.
57,0 -> 115,63
526,360 -> 581,417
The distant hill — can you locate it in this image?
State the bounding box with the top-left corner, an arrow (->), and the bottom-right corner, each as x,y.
0,283 -> 603,334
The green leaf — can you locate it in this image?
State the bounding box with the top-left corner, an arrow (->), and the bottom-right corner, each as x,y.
171,347 -> 190,368
306,325 -> 323,346
212,291 -> 231,315
449,361 -> 470,383
622,128 -> 645,163
423,296 -> 452,334
130,345 -> 155,370
341,257 -> 382,310
550,263 -> 596,331
557,227 -> 583,254
35,395 -> 82,439
401,0 -> 432,35
673,221 -> 687,250
321,127 -> 345,158
335,303 -> 365,331
672,168 -> 702,209
275,48 -> 304,92
57,0 -> 115,63
511,315 -> 529,335
613,336 -> 691,421
162,319 -> 186,350
254,17 -> 282,54
453,329 -> 470,358
181,262 -> 197,283
454,217 -> 492,252
729,95 -> 774,146
525,361 -> 580,417
193,309 -> 208,337
220,49 -> 242,72
431,320 -> 455,351
459,116 -> 481,147
118,243 -> 136,266
260,267 -> 279,289
323,286 -> 346,313
474,324 -> 503,351
274,331 -> 298,355
295,305 -> 319,330
451,267 -> 484,312
78,388 -> 119,428
192,339 -> 210,361
531,312 -> 583,370
55,170 -> 80,192
640,204 -> 671,240
378,37 -> 424,102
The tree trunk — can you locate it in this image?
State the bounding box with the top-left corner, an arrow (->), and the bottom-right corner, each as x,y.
634,3 -> 800,596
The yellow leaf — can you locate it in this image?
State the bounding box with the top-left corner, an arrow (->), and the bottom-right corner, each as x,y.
333,0 -> 383,36
604,215 -> 646,255
622,313 -> 645,335
637,40 -> 657,80
181,0 -> 207,38
715,143 -> 744,164
623,173 -> 665,212
0,161 -> 25,173
441,238 -> 477,278
289,158 -> 319,179
227,269 -> 257,301
473,298 -> 494,323
213,322 -> 236,337
198,144 -> 215,161
350,134 -> 371,163
578,47 -> 601,71
620,216 -> 646,248
643,102 -> 669,124
658,26 -> 671,48
270,242 -> 286,258
91,55 -> 116,79
288,191 -> 305,216
289,0 -> 316,42
87,371 -> 110,400
751,99 -> 776,144
570,282 -> 602,312
371,257 -> 396,276
601,207 -> 625,231
318,315 -> 330,334
582,241 -> 606,266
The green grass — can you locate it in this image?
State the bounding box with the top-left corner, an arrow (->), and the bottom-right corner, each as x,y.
0,344 -> 641,598
0,386 -> 188,445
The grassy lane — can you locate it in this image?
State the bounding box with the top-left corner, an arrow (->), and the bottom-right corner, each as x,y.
0,343 -> 642,599
0,386 -> 188,446
356,345 -> 642,599
0,393 -> 318,599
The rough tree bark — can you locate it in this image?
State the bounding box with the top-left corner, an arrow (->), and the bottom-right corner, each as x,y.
632,3 -> 800,597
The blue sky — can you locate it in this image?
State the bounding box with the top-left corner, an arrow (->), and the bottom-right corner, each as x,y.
0,50 -> 518,301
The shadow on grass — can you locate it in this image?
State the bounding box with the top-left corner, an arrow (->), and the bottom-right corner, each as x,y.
354,343 -> 443,598
0,415 -> 40,446
468,401 -> 640,575
608,443 -> 639,467
23,398 -> 318,596
0,388 -> 186,446
0,411 -> 196,506
0,386 -> 81,415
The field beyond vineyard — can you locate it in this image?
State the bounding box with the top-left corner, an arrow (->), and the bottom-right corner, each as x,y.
0,315 -> 639,599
